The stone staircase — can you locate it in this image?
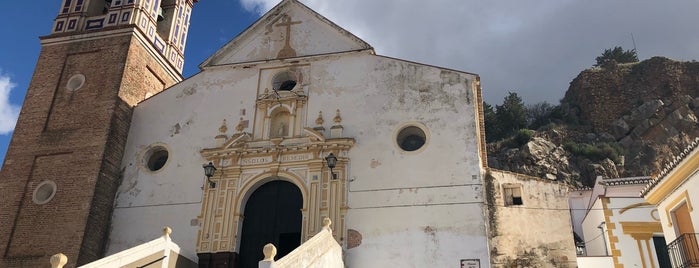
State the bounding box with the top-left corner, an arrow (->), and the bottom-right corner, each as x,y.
258,218 -> 343,268
50,227 -> 196,268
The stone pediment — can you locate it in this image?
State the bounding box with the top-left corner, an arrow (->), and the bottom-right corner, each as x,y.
203,128 -> 336,155
200,0 -> 373,68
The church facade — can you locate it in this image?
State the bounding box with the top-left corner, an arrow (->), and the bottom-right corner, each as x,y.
0,1 -> 576,268
110,1 -> 490,267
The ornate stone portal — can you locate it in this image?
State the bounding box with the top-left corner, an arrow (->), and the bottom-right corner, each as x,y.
196,66 -> 354,260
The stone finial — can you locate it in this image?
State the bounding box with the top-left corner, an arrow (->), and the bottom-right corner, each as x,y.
263,243 -> 277,261
215,119 -> 229,147
329,109 -> 343,138
315,111 -> 324,125
50,253 -> 68,268
219,119 -> 228,134
333,109 -> 342,125
322,217 -> 332,231
236,117 -> 246,132
313,111 -> 326,134
163,226 -> 172,237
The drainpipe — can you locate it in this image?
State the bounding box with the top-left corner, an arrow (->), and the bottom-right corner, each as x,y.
598,222 -> 609,256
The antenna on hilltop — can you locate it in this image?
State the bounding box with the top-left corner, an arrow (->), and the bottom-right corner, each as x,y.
630,33 -> 638,56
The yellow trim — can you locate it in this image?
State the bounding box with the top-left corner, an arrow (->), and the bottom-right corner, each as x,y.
619,202 -> 651,214
636,239 -> 647,268
645,239 -> 655,268
603,198 -> 624,267
620,222 -> 661,268
650,209 -> 660,221
664,190 -> 693,227
620,221 -> 662,234
646,151 -> 699,204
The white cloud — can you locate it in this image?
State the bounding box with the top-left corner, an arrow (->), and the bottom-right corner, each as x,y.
239,0 -> 278,14
236,0 -> 699,105
0,73 -> 20,134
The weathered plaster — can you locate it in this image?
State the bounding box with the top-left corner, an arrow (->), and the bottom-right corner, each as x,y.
109,1 -> 488,266
486,169 -> 577,268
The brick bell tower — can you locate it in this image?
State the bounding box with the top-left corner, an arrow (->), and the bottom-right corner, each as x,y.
0,0 -> 196,267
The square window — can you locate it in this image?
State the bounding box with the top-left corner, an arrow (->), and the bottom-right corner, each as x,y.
503,184 -> 523,206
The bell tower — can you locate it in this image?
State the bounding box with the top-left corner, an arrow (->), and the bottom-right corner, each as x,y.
0,0 -> 196,267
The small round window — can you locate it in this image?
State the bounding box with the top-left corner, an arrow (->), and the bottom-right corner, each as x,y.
396,125 -> 428,152
33,181 -> 57,205
271,71 -> 297,91
144,146 -> 169,172
66,74 -> 86,91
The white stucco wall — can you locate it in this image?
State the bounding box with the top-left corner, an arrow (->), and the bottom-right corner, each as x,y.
656,170 -> 699,243
581,185 -> 665,268
569,189 -> 593,239
576,256 -> 614,267
605,197 -> 663,268
581,199 -> 608,257
209,4 -> 369,66
108,49 -> 488,266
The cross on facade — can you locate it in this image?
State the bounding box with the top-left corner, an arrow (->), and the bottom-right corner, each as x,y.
275,15 -> 302,58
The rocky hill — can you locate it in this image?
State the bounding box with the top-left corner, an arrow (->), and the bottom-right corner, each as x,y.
487,57 -> 699,187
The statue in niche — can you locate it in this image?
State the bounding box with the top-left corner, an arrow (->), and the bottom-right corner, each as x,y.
270,110 -> 290,138
278,123 -> 287,137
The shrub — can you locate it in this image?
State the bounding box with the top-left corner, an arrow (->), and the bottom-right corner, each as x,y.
564,142 -> 623,164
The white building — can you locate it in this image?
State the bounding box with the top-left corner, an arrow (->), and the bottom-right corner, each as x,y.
1,0 -> 577,267
108,1 -> 490,267
643,138 -> 699,268
573,176 -> 671,268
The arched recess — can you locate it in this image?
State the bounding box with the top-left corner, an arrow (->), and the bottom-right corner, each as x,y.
236,171 -> 309,212
269,107 -> 292,138
236,176 -> 305,268
234,171 -> 309,250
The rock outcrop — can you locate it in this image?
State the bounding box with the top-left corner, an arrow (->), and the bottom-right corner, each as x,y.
487,57 -> 699,186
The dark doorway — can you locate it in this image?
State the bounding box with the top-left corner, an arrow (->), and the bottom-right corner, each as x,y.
238,180 -> 302,268
654,236 -> 672,268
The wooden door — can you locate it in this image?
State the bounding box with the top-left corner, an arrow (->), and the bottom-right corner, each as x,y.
238,180 -> 302,268
673,202 -> 698,265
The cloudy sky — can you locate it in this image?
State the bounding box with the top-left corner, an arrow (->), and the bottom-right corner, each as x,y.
0,0 -> 697,161
236,0 -> 699,105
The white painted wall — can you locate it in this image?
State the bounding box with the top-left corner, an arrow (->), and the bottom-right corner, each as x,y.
208,3 -> 369,66
656,170 -> 699,243
109,49 -> 488,266
569,189 -> 593,239
576,256 -> 613,268
580,179 -> 665,268
581,199 -> 608,257
605,197 -> 663,268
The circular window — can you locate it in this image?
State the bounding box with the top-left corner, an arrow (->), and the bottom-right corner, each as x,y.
271,71 -> 297,91
144,146 -> 169,172
396,124 -> 428,152
33,181 -> 57,205
66,74 -> 86,91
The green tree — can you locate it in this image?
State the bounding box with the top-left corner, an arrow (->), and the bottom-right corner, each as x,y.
527,102 -> 555,130
495,92 -> 528,139
594,46 -> 639,67
483,102 -> 499,142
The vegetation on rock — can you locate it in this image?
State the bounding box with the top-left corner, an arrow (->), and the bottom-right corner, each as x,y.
485,55 -> 699,187
594,46 -> 639,67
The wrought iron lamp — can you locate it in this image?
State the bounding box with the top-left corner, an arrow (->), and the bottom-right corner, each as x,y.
325,152 -> 338,180
203,162 -> 217,188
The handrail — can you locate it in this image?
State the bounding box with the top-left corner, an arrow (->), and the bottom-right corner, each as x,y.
668,233 -> 699,268
259,218 -> 343,268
